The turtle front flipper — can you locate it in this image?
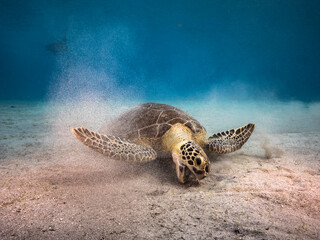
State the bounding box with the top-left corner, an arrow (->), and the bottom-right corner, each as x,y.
205,123 -> 255,154
71,127 -> 157,162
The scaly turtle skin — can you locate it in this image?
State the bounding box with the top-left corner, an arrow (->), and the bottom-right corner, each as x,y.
71,103 -> 255,183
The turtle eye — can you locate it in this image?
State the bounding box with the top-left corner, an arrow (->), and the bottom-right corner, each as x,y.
196,157 -> 201,166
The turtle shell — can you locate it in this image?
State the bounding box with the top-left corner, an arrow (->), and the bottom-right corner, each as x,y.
100,102 -> 206,141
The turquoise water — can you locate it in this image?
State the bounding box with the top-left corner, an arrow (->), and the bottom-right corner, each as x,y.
0,0 -> 320,102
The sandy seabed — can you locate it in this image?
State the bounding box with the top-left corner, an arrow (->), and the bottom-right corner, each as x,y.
0,102 -> 319,239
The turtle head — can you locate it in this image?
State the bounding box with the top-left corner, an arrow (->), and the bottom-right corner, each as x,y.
172,140 -> 210,183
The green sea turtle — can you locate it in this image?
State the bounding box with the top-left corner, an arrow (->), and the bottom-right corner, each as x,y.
71,103 -> 255,183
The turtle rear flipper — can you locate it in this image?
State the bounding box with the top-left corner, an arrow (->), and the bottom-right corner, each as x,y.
206,123 -> 255,154
71,127 -> 157,162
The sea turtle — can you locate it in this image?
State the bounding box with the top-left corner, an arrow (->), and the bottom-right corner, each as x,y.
71,103 -> 255,183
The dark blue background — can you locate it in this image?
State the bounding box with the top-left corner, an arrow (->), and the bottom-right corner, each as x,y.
0,0 -> 319,101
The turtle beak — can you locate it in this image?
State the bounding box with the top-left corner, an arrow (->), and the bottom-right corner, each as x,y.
172,152 -> 191,183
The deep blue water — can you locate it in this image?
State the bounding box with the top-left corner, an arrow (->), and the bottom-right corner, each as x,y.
0,0 -> 320,102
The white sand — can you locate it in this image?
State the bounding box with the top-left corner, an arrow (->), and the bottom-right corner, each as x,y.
0,101 -> 319,239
